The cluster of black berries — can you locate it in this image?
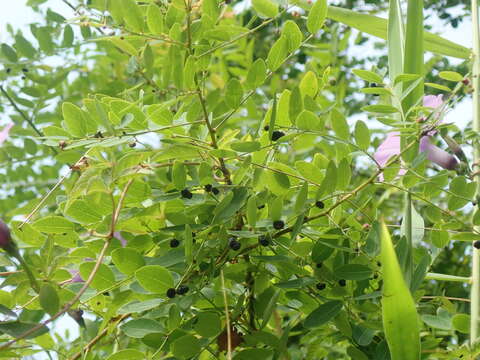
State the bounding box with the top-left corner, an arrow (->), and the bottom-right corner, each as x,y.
204,184 -> 219,195
166,285 -> 189,299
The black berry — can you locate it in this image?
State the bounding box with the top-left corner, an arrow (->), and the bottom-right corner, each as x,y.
474,240 -> 480,250
338,279 -> 346,287
0,221 -> 13,252
22,68 -> 28,73
263,125 -> 269,131
316,263 -> 322,268
315,201 -> 324,209
377,261 -> 382,267
212,187 -> 220,195
129,142 -> 136,148
181,188 -> 193,199
166,288 -> 176,298
257,204 -> 265,209
229,239 -> 241,251
370,83 -> 378,88
316,283 -> 326,290
170,238 -> 180,248
259,236 -> 269,246
271,130 -> 285,141
177,285 -> 189,295
204,184 -> 213,192
273,220 -> 285,230
373,273 -> 379,279
21,76 -> 26,80
463,78 -> 470,86
5,68 -> 10,73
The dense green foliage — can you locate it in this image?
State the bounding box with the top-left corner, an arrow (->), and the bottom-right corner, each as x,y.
0,0 -> 479,359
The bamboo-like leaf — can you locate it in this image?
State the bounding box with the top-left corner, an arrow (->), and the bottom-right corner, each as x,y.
388,0 -> 404,90
402,0 -> 424,111
380,221 -> 421,360
319,5 -> 470,59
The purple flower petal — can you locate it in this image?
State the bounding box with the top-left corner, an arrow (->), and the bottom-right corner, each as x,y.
68,270 -> 84,283
0,123 -> 13,146
419,137 -> 458,170
423,95 -> 443,109
114,231 -> 127,247
374,131 -> 401,167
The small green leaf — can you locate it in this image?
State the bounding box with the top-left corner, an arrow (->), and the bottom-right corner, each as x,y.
121,319 -> 165,338
335,264 -> 372,280
362,104 -> 400,114
112,248 -> 145,275
452,313 -> 470,334
172,161 -> 187,190
62,102 -> 88,137
121,0 -> 144,33
106,349 -> 145,360
39,284 -> 60,316
172,334 -> 201,359
147,4 -> 164,34
247,196 -> 257,228
0,321 -> 49,339
352,69 -> 384,84
33,216 -> 74,234
225,78 -> 244,108
354,120 -> 370,150
438,71 -> 463,82
246,59 -> 267,89
299,71 -> 318,98
230,141 -> 261,153
194,312 -> 222,337
79,263 -> 115,291
282,20 -> 303,52
1,44 -> 18,62
135,265 -> 174,294
304,301 -> 343,328
267,36 -> 288,71
251,0 -> 278,18
307,0 -> 327,33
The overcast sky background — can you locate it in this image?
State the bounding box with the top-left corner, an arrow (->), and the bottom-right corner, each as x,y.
0,1 -> 476,358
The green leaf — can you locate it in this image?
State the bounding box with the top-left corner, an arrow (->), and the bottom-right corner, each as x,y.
282,20 -> 303,52
0,321 -> 49,339
112,248 -> 145,275
247,196 -> 257,228
307,0 -> 327,33
438,71 -> 463,82
294,182 -> 308,213
330,108 -> 349,139
231,141 -> 261,153
354,120 -> 370,150
1,44 -> 18,62
39,284 -> 60,316
121,319 -> 165,338
251,0 -> 278,18
121,0 -> 144,33
452,313 -> 470,334
106,349 -> 145,360
225,78 -> 244,108
260,288 -> 281,329
147,4 -> 164,34
172,334 -> 201,359
335,264 -> 372,280
362,105 -> 400,114
380,221 -> 421,360
62,102 -> 88,137
267,36 -> 288,71
194,312 -> 222,337
172,161 -> 187,190
325,6 -> 470,59
79,263 -> 115,290
118,299 -> 164,314
135,265 -> 174,294
65,200 -> 103,224
32,216 -> 74,234
246,59 -> 267,89
304,301 -> 343,328
299,71 -> 318,98
14,34 -> 36,59
352,69 -> 383,84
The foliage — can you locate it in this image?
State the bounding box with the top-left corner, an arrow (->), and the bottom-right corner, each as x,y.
0,0 -> 478,359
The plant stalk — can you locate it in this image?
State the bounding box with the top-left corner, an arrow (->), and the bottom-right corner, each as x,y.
471,0 -> 480,345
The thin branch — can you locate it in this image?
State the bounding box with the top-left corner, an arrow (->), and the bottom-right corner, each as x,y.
220,269 -> 232,360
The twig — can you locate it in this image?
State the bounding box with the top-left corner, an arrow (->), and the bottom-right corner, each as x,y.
220,269 -> 232,360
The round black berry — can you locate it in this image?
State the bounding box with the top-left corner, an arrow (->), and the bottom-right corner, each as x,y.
316,283 -> 326,290
373,273 -> 379,279
338,279 -> 346,287
22,68 -> 28,73
177,285 -> 189,295
21,76 -> 26,80
370,83 -> 378,88
377,261 -> 382,267
315,201 -> 324,209
181,188 -> 193,199
263,125 -> 269,131
316,263 -> 322,268
128,142 -> 136,148
229,239 -> 241,251
474,240 -> 480,250
166,288 -> 176,298
204,184 -> 213,192
212,187 -> 220,195
5,68 -> 10,73
273,220 -> 285,230
170,238 -> 180,248
271,130 -> 285,141
257,204 -> 265,209
259,236 -> 269,246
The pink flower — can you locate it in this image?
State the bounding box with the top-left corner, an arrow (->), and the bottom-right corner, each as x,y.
374,95 -> 458,179
68,270 -> 84,283
114,231 -> 127,247
0,123 -> 13,146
